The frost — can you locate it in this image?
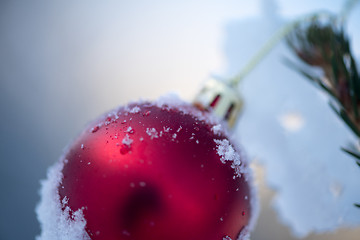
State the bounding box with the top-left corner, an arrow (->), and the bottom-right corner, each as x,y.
214,139 -> 241,166
237,226 -> 250,240
125,126 -> 134,133
122,134 -> 133,146
36,160 -> 90,240
154,93 -> 220,126
146,128 -> 159,139
176,126 -> 182,132
213,138 -> 254,193
211,124 -> 222,135
213,137 -> 258,232
129,106 -> 141,113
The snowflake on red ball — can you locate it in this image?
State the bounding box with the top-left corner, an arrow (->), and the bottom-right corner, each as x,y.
36,93 -> 256,240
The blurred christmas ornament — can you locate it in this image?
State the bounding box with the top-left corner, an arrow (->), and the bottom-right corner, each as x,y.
36,76 -> 257,240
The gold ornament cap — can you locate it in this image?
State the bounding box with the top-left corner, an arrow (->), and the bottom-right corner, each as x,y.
193,78 -> 243,129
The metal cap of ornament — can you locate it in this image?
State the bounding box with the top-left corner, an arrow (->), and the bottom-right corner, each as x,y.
193,78 -> 243,129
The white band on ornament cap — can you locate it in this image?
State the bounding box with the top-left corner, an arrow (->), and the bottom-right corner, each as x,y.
193,78 -> 243,129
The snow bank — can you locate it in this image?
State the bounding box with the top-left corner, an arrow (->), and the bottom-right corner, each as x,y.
35,159 -> 90,240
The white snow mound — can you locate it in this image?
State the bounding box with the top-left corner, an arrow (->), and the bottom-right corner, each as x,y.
35,159 -> 90,240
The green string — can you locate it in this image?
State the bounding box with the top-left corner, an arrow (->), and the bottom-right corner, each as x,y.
228,0 -> 360,87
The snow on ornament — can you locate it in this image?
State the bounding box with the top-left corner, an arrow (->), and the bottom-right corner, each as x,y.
36,80 -> 258,240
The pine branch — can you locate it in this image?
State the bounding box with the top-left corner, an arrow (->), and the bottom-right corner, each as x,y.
287,17 -> 360,162
286,16 -> 360,208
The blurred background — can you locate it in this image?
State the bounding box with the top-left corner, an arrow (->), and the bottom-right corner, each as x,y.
1,0 -> 360,239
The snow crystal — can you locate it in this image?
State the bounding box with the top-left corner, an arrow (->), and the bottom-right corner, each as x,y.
176,126 -> 182,132
122,134 -> 133,146
214,139 -> 241,167
213,137 -> 259,235
146,128 -> 159,139
211,124 -> 222,135
129,106 -> 141,113
36,160 -> 90,240
125,126 -> 133,133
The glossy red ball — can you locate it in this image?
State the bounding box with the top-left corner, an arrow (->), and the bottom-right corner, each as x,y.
58,101 -> 252,240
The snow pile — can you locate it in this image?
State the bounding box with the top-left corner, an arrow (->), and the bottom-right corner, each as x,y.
35,159 -> 90,240
129,106 -> 141,114
226,4 -> 360,236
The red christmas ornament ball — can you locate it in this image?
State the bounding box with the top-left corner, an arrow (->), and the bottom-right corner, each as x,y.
57,100 -> 253,240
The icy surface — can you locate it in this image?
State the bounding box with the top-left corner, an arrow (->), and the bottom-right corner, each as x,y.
227,2 -> 360,237
36,160 -> 90,240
